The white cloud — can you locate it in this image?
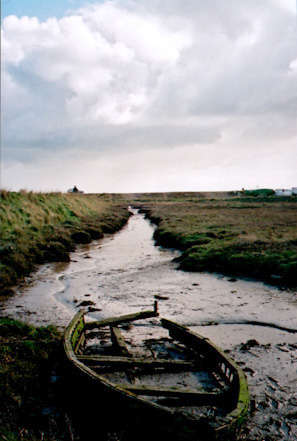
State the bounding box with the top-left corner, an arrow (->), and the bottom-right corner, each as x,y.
2,3 -> 191,131
1,0 -> 297,191
272,0 -> 296,14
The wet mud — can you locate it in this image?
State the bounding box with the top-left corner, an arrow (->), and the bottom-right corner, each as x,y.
1,210 -> 296,440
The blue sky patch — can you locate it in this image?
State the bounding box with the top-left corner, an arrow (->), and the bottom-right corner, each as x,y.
1,0 -> 104,22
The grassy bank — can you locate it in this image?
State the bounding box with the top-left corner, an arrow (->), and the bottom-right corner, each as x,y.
0,190 -> 130,297
137,196 -> 297,287
0,318 -> 68,441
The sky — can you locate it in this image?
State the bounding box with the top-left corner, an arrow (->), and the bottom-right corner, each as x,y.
1,0 -> 297,193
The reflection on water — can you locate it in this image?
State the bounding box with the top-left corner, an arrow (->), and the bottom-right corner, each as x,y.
1,210 -> 297,440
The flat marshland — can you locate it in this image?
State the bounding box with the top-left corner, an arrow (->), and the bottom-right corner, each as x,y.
125,193 -> 297,287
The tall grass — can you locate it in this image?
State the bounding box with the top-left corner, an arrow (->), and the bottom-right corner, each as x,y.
0,191 -> 130,295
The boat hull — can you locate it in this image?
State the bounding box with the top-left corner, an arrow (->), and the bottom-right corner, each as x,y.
63,309 -> 249,441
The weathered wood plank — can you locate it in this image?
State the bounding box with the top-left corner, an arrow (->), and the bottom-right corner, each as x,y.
74,331 -> 86,354
117,384 -> 226,404
86,310 -> 158,330
162,319 -> 237,374
77,354 -> 205,370
110,326 -> 130,356
119,384 -> 203,396
70,314 -> 85,348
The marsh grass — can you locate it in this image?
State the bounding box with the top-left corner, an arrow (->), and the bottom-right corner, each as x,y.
0,191 -> 130,295
0,318 -> 67,441
142,199 -> 297,287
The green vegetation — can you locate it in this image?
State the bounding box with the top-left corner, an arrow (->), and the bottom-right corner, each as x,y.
243,188 -> 275,197
136,195 -> 297,287
0,190 -> 130,296
2,188 -> 296,291
0,318 -> 67,441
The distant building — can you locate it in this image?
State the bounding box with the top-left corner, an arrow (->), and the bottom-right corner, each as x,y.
292,188 -> 297,195
275,189 -> 293,196
67,186 -> 84,194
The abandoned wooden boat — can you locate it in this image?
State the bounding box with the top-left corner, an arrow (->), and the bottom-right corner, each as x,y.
64,303 -> 249,441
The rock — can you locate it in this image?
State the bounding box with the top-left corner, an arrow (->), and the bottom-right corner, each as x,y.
243,366 -> 256,376
88,307 -> 102,312
239,339 -> 260,351
78,300 -> 95,307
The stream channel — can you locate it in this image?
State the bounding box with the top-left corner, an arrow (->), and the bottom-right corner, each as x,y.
1,209 -> 297,440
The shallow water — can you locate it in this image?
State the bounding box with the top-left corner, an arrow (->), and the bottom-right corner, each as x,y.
1,210 -> 297,440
